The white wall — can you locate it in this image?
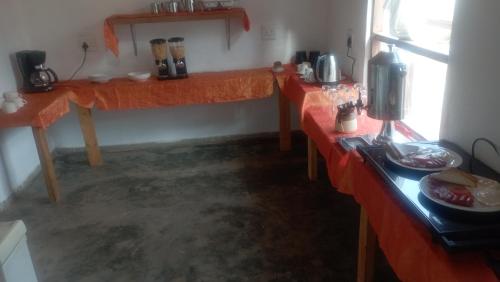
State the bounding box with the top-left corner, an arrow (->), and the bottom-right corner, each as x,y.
440,0 -> 500,172
15,0 -> 329,148
327,0 -> 371,82
0,0 -> 51,202
0,0 -> 328,202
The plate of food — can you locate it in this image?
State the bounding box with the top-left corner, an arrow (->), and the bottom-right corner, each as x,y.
419,168 -> 500,213
386,142 -> 463,171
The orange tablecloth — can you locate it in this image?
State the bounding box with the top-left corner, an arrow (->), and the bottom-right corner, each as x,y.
282,74 -> 355,122
104,8 -> 251,57
0,89 -> 70,129
61,68 -> 275,110
280,72 -> 498,281
302,107 -> 381,194
351,157 -> 498,282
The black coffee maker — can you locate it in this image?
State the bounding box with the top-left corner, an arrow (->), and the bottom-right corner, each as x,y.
16,50 -> 58,93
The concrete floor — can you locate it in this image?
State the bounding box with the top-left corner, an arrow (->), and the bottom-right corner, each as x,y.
0,134 -> 398,282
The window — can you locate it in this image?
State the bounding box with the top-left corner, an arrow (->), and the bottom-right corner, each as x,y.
371,0 -> 456,140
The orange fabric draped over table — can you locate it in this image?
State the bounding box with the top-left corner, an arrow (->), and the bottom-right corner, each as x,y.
351,158 -> 498,282
279,69 -> 382,193
104,8 -> 251,57
302,107 -> 381,194
279,72 -> 498,282
280,70 -> 355,122
0,89 -> 70,129
60,68 -> 275,110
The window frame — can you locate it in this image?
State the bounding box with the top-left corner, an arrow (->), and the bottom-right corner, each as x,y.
368,0 -> 454,140
369,0 -> 451,63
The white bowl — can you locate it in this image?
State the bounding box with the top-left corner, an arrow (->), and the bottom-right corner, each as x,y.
89,74 -> 111,84
127,72 -> 151,82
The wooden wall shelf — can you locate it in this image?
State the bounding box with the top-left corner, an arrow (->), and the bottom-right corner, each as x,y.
104,8 -> 250,56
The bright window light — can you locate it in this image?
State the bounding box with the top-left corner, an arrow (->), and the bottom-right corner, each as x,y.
372,0 -> 456,140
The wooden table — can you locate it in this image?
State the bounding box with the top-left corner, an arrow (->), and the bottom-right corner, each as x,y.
63,68 -> 277,168
0,90 -> 71,203
1,68 -> 277,202
276,72 -> 499,281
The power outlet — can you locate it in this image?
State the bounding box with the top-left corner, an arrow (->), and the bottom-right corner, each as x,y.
346,28 -> 353,48
78,32 -> 98,52
261,24 -> 277,41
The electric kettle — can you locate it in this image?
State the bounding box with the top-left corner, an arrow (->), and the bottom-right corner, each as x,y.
315,53 -> 341,85
367,45 -> 407,144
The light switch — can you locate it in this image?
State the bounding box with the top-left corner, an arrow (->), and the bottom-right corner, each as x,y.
261,24 -> 277,41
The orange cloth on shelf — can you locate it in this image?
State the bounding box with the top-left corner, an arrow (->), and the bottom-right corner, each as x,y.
61,68 -> 275,111
0,89 -> 70,129
104,8 -> 251,57
351,159 -> 498,282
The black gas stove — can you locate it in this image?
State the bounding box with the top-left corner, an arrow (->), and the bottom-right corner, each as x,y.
356,141 -> 500,250
355,141 -> 500,275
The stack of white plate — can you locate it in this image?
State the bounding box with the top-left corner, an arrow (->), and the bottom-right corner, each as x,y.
127,72 -> 151,82
89,74 -> 112,84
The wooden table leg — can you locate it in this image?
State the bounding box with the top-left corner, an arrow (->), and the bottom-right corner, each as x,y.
76,105 -> 103,167
279,91 -> 292,151
307,137 -> 318,181
32,127 -> 60,203
357,207 -> 376,282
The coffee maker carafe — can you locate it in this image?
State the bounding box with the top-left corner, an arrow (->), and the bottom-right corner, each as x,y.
16,50 -> 58,93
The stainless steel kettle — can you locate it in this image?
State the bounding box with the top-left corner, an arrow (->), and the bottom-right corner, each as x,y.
367,48 -> 407,120
315,53 -> 341,85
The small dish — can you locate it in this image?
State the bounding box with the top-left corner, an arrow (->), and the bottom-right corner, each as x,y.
203,1 -> 220,10
219,0 -> 235,9
127,72 -> 151,82
89,74 -> 111,84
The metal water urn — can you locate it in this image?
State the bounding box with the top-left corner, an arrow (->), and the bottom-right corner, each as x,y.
367,46 -> 407,143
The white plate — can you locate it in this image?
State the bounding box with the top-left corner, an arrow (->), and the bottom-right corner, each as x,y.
127,72 -> 151,82
386,143 -> 463,172
89,74 -> 111,84
419,174 -> 500,213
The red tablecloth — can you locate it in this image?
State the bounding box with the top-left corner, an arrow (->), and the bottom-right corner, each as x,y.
60,68 -> 275,110
281,73 -> 355,122
0,89 -> 70,129
1,67 -> 276,130
302,107 -> 381,194
280,73 -> 499,282
352,157 -> 498,282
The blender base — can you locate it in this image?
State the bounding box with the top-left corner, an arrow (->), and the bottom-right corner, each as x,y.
156,74 -> 189,81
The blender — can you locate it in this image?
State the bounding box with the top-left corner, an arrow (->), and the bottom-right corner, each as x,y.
150,38 -> 169,80
168,37 -> 188,78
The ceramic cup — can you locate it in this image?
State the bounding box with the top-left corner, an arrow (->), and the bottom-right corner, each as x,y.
303,67 -> 316,83
13,97 -> 26,108
297,62 -> 311,75
3,91 -> 19,100
2,101 -> 18,114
